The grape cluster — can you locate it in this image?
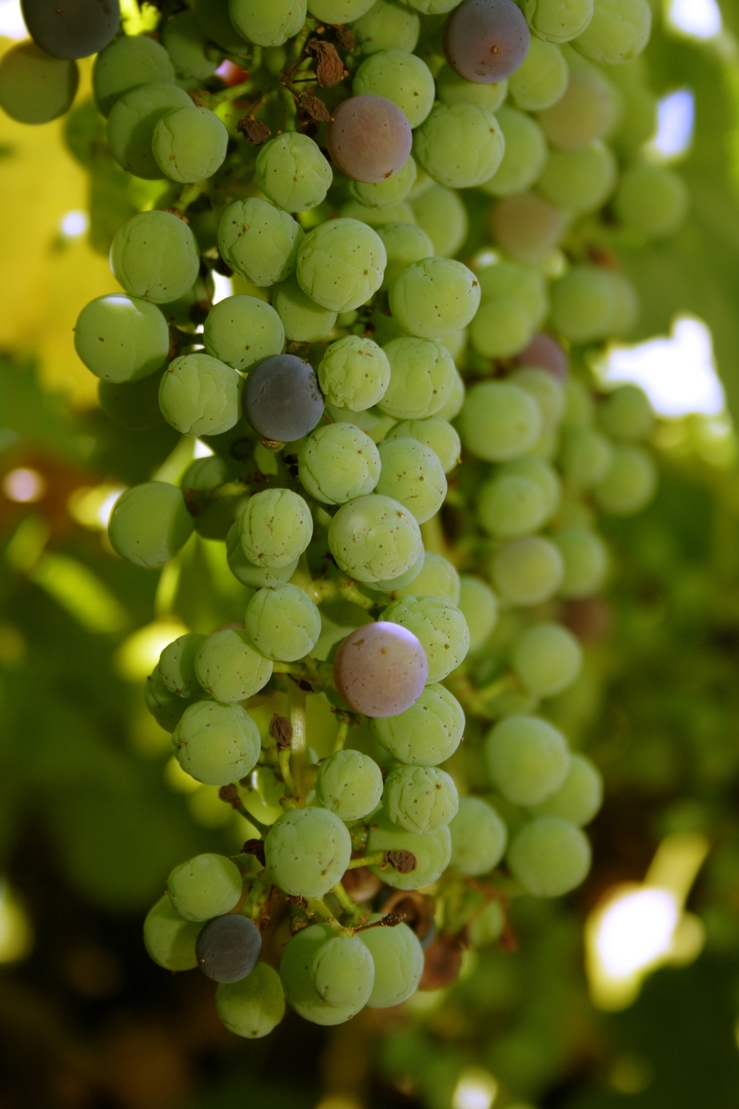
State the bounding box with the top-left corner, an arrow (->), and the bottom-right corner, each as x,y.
2,0 -> 681,1038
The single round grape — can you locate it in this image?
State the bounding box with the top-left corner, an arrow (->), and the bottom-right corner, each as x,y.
196,914 -> 262,983
572,0 -> 651,65
376,437 -> 447,524
371,683 -> 464,766
449,796 -> 507,876
160,633 -> 207,698
266,808 -> 352,898
93,36 -> 175,117
328,494 -> 423,584
98,374 -> 165,431
597,384 -> 654,441
511,367 -> 565,432
520,0 -> 593,42
389,257 -> 480,341
550,266 -> 638,343
366,809 -> 452,889
110,210 -> 199,305
159,353 -> 242,438
327,94 -> 412,184
145,666 -> 195,732
531,752 -> 602,826
537,70 -> 617,152
333,621 -> 428,717
216,963 -> 285,1039
162,9 -> 220,81
168,853 -> 243,922
172,700 -> 261,785
553,526 -> 609,598
481,108 -> 547,199
106,82 -> 193,178
255,132 -> 332,212
387,417 -> 461,475
516,333 -> 568,381
491,535 -> 564,606
384,765 -> 459,834
413,102 -> 505,190
349,155 -> 418,212
501,456 -> 561,519
194,628 -> 273,702
280,923 -> 375,1025
229,0 -> 307,46
358,917 -> 424,1007
194,0 -> 248,52
392,550 -> 460,603
410,184 -> 468,258
594,445 -> 656,516
108,482 -> 193,568
468,899 -> 505,946
152,105 -> 228,184
460,381 -> 542,462
512,623 -> 582,698
243,355 -> 324,443
218,198 -> 304,287
203,296 -> 284,374
74,294 -> 169,384
457,575 -> 498,652
614,163 -> 689,239
561,428 -> 613,489
144,894 -> 201,971
299,424 -> 381,505
537,142 -> 618,214
384,595 -> 470,683
490,192 -> 565,265
245,583 -> 321,662
508,34 -> 567,110
318,336 -> 391,412
296,219 -> 386,313
486,714 -> 570,806
21,0 -> 120,60
444,0 -> 530,83
226,528 -> 299,589
353,50 -> 435,129
471,293 -> 534,359
507,816 -> 591,896
478,259 -> 548,322
238,488 -> 313,567
316,750 -> 384,822
308,0 -> 376,18
0,42 -> 78,125
436,62 -> 507,112
353,0 -> 420,56
478,474 -> 546,540
273,276 -> 338,343
378,337 -> 458,421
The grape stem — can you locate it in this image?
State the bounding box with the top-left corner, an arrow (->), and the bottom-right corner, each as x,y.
346,852 -> 385,870
306,896 -> 346,933
278,747 -> 295,794
333,719 -> 349,753
331,881 -> 363,922
289,684 -> 308,805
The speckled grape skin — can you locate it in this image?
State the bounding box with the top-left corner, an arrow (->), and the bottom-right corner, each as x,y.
383,765 -> 459,833
448,796 -> 507,876
238,488 -> 313,568
152,105 -> 228,183
315,750 -> 384,822
93,36 -> 175,117
194,628 -> 273,702
378,337 -> 457,420
255,132 -> 332,212
74,294 -> 169,383
266,808 -> 352,898
229,0 -> 307,47
167,853 -> 243,921
376,436 -> 447,524
242,355 -> 324,442
172,700 -> 261,785
353,50 -> 435,128
299,423 -> 381,505
204,296 -> 285,373
244,583 -> 321,661
392,550 -> 460,603
159,353 -> 242,437
333,621 -> 428,717
296,219 -> 387,313
144,894 -> 201,971
327,94 -> 412,183
145,666 -> 194,732
317,336 -> 391,412
485,714 -> 570,806
280,924 -> 375,1025
226,523 -> 299,588
159,633 -> 206,697
383,595 -> 470,683
218,199 -> 304,287
444,0 -> 530,83
328,494 -> 423,584
389,257 -> 481,340
386,417 -> 461,474
108,482 -> 194,568
413,103 -> 505,189
371,683 -> 465,766
106,82 -> 193,178
521,0 -> 593,43
358,916 -> 424,1008
366,808 -> 451,889
110,210 -> 199,304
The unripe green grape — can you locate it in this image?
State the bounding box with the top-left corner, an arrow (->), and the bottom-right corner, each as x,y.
367,809 -> 452,889
378,337 -> 457,420
145,665 -> 195,732
245,584 -> 322,662
449,796 -> 507,876
490,192 -> 566,266
318,336 -> 391,412
501,456 -> 561,519
507,816 -> 591,896
521,0 -> 594,44
229,0 -> 307,47
486,714 -> 570,806
384,765 -> 459,833
256,132 -> 332,213
562,377 -> 594,430
377,222 -> 434,290
349,156 -> 418,211
458,575 -> 498,651
239,489 -> 313,569
508,36 -> 568,110
371,683 -> 464,765
226,523 -> 300,588
376,437 -> 447,524
384,595 -> 470,682
436,63 -> 507,112
297,219 -> 386,313
0,42 -> 78,125
478,474 -> 547,539
144,894 -> 201,971
594,444 -> 656,515
216,963 -> 286,1039
172,700 -> 261,785
194,628 -> 273,702
387,417 -> 461,474
414,103 -> 505,190
372,549 -> 426,594
492,535 -> 564,606
614,163 -> 689,239
93,36 -> 175,117
512,622 -> 582,698
280,923 -> 374,1024
389,257 -> 481,340
470,297 -> 533,359
572,0 -> 651,65
392,551 -> 461,603
352,0 -> 420,56
74,294 -> 169,383
193,0 -> 248,52
354,50 -> 435,128
315,750 -> 384,822
536,142 -> 617,214
162,10 -> 220,81
561,427 -> 614,489
152,105 -> 228,184
410,184 -> 468,258
203,296 -> 284,373
109,482 -> 193,568
537,68 -> 617,154
328,494 -> 423,583
308,0 -> 376,18
479,107 -> 547,198
468,900 -> 505,946
511,367 -> 565,432
110,211 -> 199,305
160,633 -> 207,698
530,753 -> 602,825
597,384 -> 654,440
460,382 -> 542,462
553,525 -> 609,597
98,375 -> 165,431
299,424 -> 382,505
218,199 -> 304,288
167,853 -> 243,921
107,82 -> 193,178
357,915 -> 424,1007
267,808 -> 352,898
159,353 -> 242,437
477,262 -> 548,327
550,266 -> 637,343
272,276 -> 338,343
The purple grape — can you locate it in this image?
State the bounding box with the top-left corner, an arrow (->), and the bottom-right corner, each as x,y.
243,354 -> 324,443
196,914 -> 262,983
21,0 -> 120,60
515,333 -> 569,382
327,95 -> 413,184
333,621 -> 428,718
443,0 -> 530,85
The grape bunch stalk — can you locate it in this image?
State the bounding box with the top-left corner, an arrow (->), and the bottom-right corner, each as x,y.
1,0 -> 684,1040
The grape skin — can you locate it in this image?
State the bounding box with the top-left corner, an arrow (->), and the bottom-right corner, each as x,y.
152,106 -> 229,184
172,700 -> 261,786
108,482 -> 193,568
333,621 -> 428,717
512,622 -> 583,698
0,42 -> 79,125
358,917 -> 425,1007
218,199 -> 304,288
376,436 -> 447,524
266,808 -> 352,898
389,257 -> 481,340
443,0 -> 531,84
242,355 -> 324,443
107,82 -> 193,179
328,494 -> 423,584
315,750 -> 384,822
93,36 -> 176,117
159,353 -> 242,437
280,924 -> 375,1025
203,296 -> 285,373
299,423 -> 382,505
196,914 -> 263,983
507,816 -> 591,897
371,682 -> 465,766
486,714 -> 570,806
74,294 -> 169,384
245,584 -> 321,662
194,628 -> 273,703
144,895 -> 202,971
383,595 -> 470,683
255,132 -> 333,212
21,0 -> 120,61
167,854 -> 244,922
216,963 -> 286,1039
383,764 -> 459,833
530,753 -> 603,826
110,210 -> 199,305
378,337 -> 458,420
491,535 -> 564,607
327,94 -> 413,183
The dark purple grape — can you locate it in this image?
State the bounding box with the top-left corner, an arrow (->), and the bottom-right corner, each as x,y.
515,333 -> 569,382
243,354 -> 324,444
21,0 -> 120,60
326,95 -> 413,184
333,622 -> 428,718
196,914 -> 262,983
443,0 -> 530,85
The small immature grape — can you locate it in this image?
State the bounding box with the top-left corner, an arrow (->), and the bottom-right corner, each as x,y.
145,666 -> 194,733
333,622 -> 428,717
376,436 -> 447,524
413,103 -> 505,190
371,682 -> 464,766
460,382 -> 542,462
299,423 -> 381,505
152,106 -> 228,183
0,42 -> 78,125
512,622 -> 583,698
383,765 -> 459,834
144,894 -> 202,971
280,923 -> 375,1025
243,355 -> 324,443
485,714 -> 570,806
553,526 -> 609,598
245,584 -> 321,662
255,132 -> 333,212
386,417 -> 461,474
196,914 -> 262,983
159,354 -> 242,438
318,336 -> 391,412
194,628 -> 273,702
21,0 -> 120,60
389,257 -> 481,340
167,854 -> 243,922
273,276 -> 338,343
328,494 -> 423,584
238,488 -> 313,568
516,332 -> 568,381
107,82 -> 193,178
353,50 -> 435,128
492,535 -> 564,606
110,209 -> 199,304
390,550 -> 460,604
93,36 -> 176,117
507,816 -> 591,897
159,633 -> 206,698
216,963 -> 286,1039
594,445 -> 656,516
448,796 -> 507,876
366,809 -> 452,890
531,753 -> 603,826
378,337 -> 458,421
384,595 -> 470,683
74,294 -> 169,383
315,750 -> 384,822
296,218 -> 387,313
358,917 -> 425,1007
457,575 -> 498,652
266,808 -> 352,898
410,184 -> 468,258
204,296 -> 285,374
108,483 -> 193,569
597,384 -> 654,441
172,700 -> 261,786
468,900 -> 506,946
218,199 -> 304,288
327,94 -> 413,183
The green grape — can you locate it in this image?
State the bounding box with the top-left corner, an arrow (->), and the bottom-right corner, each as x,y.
218,198 -> 304,287
366,809 -> 452,889
553,525 -> 609,597
245,583 -> 322,661
167,853 -> 243,921
371,683 -> 464,766
501,456 -> 561,519
490,192 -> 565,265
537,69 -> 617,152
195,628 -> 273,702
299,423 -> 381,504
520,0 -> 594,43
470,297 -> 533,359
449,796 -> 507,877
352,0 -> 420,56
162,10 -> 220,81
376,223 -> 434,290
506,815 -> 591,896
511,368 -> 565,432
597,384 -> 654,440
349,156 -> 418,211
74,294 -> 169,383
392,551 -> 461,603
172,700 -> 261,785
378,337 -> 457,420
561,427 -> 613,489
536,142 -> 617,213
492,535 -> 564,606
562,378 -> 594,431
375,437 -> 447,524
358,916 -> 424,1007
203,295 -> 284,373
372,549 -> 426,594
479,107 -> 547,198
239,489 -> 313,568
486,714 -> 570,806
152,105 -> 228,183
144,894 -> 201,971
354,50 -> 435,128
436,63 -> 507,113
410,184 -> 468,258
508,36 -> 568,111
109,482 -> 193,568
389,257 -> 480,340
530,753 -> 602,825
280,923 -> 375,1025
308,0 -> 376,18
614,163 -> 688,239
181,455 -> 245,541
477,262 -> 548,326
145,665 -> 195,732
328,494 -> 423,583
512,622 -> 582,698
594,444 -> 656,515
383,595 -> 470,682
478,474 -> 547,539
318,336 -> 391,412
414,103 -> 505,190
436,368 -> 465,421
106,82 -> 193,178
216,963 -> 286,1039
255,132 -> 332,213
0,42 -> 78,125
160,633 -> 207,698
458,575 -> 498,652
110,211 -> 199,305
229,0 -> 307,46
468,899 -> 505,946
98,374 -> 165,431
296,219 -> 386,313
226,523 -> 299,587
550,266 -> 637,343
460,382 -> 542,462
315,750 -> 384,822
386,417 -> 461,474
384,765 -> 459,834
572,0 -> 651,65
194,0 -> 248,52
273,276 -> 338,343
93,36 -> 176,117
266,808 -> 352,897
159,353 -> 242,437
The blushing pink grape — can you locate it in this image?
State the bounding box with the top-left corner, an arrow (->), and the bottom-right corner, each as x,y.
444,0 -> 530,85
333,621 -> 428,717
327,95 -> 412,183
